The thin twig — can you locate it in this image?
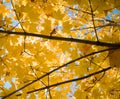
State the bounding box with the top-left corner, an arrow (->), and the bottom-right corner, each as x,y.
88,0 -> 99,41
30,65 -> 50,98
11,0 -> 25,32
30,65 -> 47,86
85,71 -> 105,92
52,3 -> 93,15
10,23 -> 19,31
47,75 -> 52,99
11,0 -> 26,51
71,23 -> 120,31
62,5 -> 93,15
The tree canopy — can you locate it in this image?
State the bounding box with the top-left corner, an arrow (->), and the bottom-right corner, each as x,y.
0,0 -> 120,99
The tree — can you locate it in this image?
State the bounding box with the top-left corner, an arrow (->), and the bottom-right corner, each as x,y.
0,0 -> 120,99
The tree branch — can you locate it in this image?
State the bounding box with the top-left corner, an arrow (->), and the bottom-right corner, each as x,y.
17,67 -> 112,96
62,4 -> 93,15
2,47 -> 118,99
71,23 -> 120,31
0,30 -> 120,47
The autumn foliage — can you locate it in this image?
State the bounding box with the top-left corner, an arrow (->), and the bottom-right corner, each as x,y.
0,0 -> 120,99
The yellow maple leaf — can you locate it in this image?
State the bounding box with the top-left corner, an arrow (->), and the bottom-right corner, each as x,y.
53,9 -> 64,20
109,48 -> 120,68
62,21 -> 72,33
44,3 -> 54,16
